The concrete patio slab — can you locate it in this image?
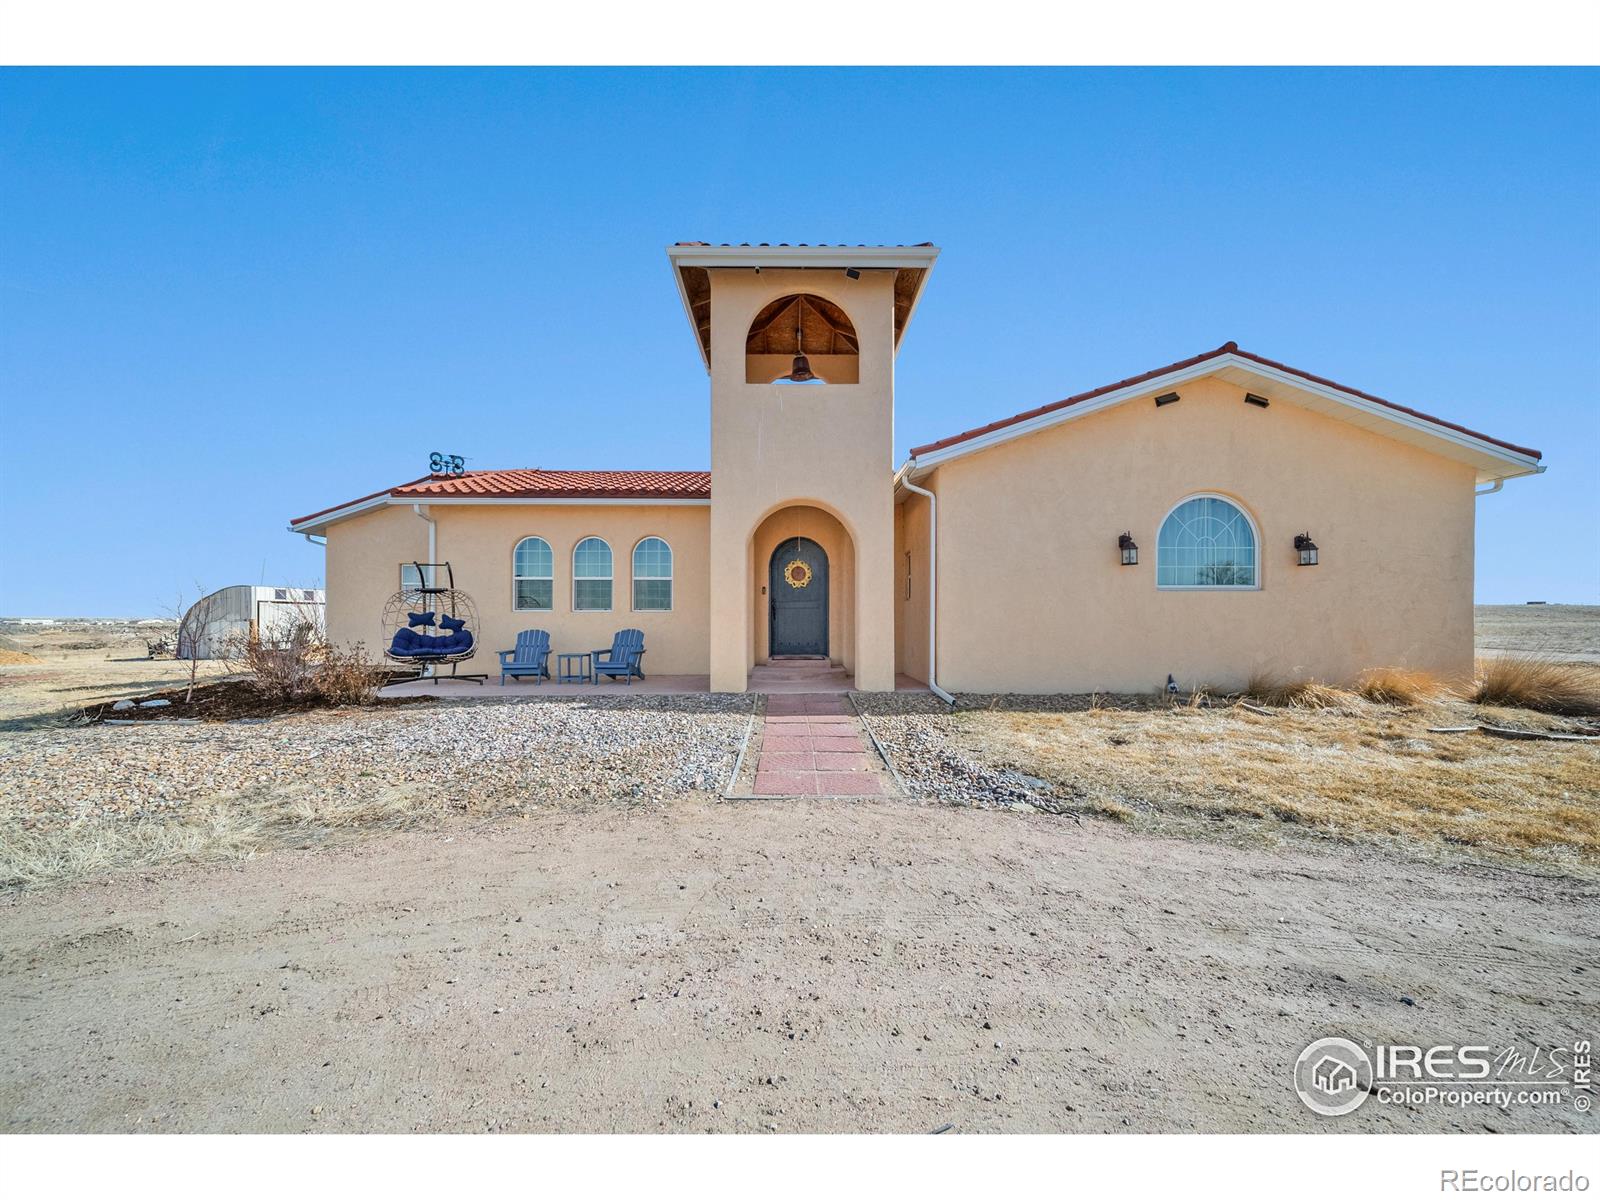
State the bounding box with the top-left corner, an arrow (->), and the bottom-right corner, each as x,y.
380,674 -> 712,699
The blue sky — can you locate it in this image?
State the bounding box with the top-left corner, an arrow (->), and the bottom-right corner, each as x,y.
2,68 -> 1595,615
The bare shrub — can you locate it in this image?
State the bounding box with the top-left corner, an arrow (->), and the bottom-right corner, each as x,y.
1242,672 -> 1351,710
312,642 -> 383,706
236,622 -> 319,701
1356,667 -> 1443,706
1471,655 -> 1600,717
231,592 -> 380,709
172,585 -> 230,702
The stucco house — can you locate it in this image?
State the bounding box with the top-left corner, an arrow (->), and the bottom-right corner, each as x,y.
288,242 -> 1543,695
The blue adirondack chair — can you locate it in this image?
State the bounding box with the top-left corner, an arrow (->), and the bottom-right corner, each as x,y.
592,628 -> 646,685
497,629 -> 552,686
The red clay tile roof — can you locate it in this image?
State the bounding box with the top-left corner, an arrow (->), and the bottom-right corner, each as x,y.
908,342 -> 1542,462
673,242 -> 934,248
291,470 -> 710,527
394,469 -> 710,500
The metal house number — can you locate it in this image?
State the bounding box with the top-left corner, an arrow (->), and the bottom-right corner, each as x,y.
430,452 -> 466,477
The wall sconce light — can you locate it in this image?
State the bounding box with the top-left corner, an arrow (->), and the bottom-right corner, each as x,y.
1294,532 -> 1319,567
1119,532 -> 1139,566
844,267 -> 862,280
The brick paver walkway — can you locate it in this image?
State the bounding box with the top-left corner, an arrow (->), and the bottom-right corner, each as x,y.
750,694 -> 890,796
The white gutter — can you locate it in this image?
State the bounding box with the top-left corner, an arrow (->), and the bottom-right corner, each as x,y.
1477,464 -> 1546,496
290,493 -> 711,537
301,533 -> 326,546
412,503 -> 436,562
895,462 -> 955,706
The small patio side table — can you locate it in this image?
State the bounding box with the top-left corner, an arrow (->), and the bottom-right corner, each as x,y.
556,652 -> 592,684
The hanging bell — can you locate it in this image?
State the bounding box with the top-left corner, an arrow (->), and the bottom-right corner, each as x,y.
786,353 -> 815,382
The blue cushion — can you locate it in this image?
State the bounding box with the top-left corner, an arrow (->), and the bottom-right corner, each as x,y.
389,629 -> 423,655
439,615 -> 465,633
408,611 -> 437,628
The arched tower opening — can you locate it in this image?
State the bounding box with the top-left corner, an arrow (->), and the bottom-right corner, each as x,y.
745,293 -> 860,384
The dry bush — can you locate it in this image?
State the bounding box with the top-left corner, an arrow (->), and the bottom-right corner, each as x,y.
1356,667 -> 1444,706
1242,672 -> 1352,710
312,642 -> 383,706
1471,655 -> 1600,717
236,622 -> 319,701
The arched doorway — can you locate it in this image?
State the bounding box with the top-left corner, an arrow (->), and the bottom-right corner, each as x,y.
769,538 -> 829,657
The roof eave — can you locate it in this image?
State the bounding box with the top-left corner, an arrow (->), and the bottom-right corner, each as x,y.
665,244 -> 941,271
906,352 -> 1543,486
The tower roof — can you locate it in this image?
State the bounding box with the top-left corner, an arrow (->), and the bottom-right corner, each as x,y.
666,242 -> 940,369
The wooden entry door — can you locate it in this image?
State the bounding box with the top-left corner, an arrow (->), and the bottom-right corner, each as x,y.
769,538 -> 829,657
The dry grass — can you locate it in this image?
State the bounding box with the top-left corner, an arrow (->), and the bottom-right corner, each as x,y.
955,701 -> 1600,864
0,785 -> 448,890
1355,667 -> 1445,706
1471,655 -> 1600,717
1241,672 -> 1352,710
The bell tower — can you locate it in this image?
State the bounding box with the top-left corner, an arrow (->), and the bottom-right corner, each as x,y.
667,242 -> 940,692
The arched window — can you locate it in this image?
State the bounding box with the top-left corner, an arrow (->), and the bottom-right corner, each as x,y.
572,537 -> 613,611
1157,495 -> 1259,589
512,536 -> 553,610
632,537 -> 673,611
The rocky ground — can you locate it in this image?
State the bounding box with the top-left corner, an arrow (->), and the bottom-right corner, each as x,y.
1,695 -> 754,887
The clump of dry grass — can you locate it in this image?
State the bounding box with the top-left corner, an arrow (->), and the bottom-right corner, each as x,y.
1241,672 -> 1352,710
1471,655 -> 1600,717
0,786 -> 447,890
1356,667 -> 1444,706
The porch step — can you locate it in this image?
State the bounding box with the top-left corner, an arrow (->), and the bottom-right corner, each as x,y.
748,660 -> 851,693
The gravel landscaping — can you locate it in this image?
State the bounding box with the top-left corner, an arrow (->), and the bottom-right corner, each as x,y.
0,694 -> 754,886
853,692 -> 1081,808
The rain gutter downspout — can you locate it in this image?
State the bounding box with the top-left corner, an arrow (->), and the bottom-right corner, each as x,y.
897,461 -> 956,707
412,503 -> 436,561
412,503 -> 438,679
301,533 -> 327,546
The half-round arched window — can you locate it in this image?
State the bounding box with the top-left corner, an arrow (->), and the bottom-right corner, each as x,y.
573,537 -> 613,611
632,537 -> 673,611
1156,495 -> 1259,589
513,536 -> 553,610
745,293 -> 860,384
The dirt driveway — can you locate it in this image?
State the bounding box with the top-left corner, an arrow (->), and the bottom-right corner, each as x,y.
2,799 -> 1594,1134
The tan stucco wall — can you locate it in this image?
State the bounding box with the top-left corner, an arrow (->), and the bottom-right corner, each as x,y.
324,503 -> 711,674
917,375 -> 1477,693
894,492 -> 932,686
325,505 -> 428,654
706,267 -> 899,691
751,505 -> 855,669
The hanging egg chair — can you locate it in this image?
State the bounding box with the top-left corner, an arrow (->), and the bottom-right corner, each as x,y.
379,562 -> 486,684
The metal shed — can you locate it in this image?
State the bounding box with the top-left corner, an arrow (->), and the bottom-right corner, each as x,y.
176,585 -> 325,659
